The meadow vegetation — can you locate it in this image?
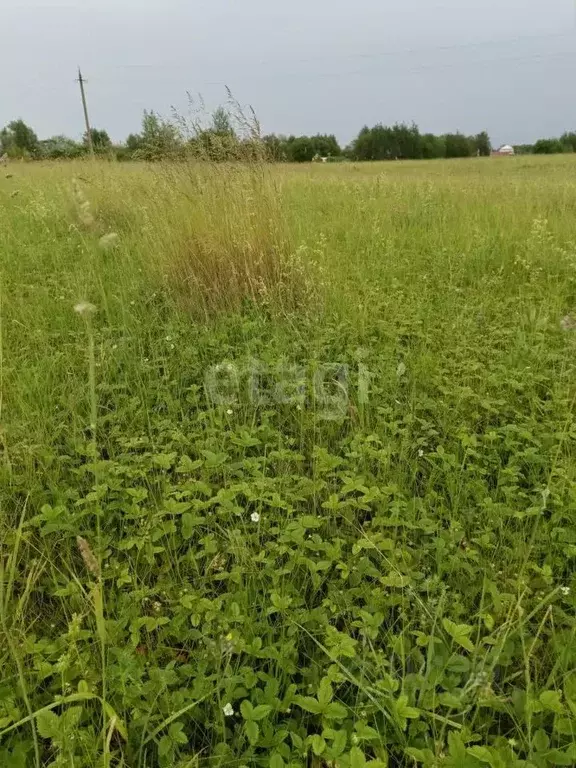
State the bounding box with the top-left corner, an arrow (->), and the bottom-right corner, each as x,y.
1,153 -> 576,767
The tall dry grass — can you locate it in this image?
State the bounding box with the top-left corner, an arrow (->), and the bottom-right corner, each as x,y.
150,160 -> 314,318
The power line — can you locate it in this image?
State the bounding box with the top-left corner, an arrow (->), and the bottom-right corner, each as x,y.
104,29 -> 573,72
200,48 -> 576,86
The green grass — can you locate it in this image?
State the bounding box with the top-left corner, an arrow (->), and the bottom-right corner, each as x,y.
1,154 -> 576,767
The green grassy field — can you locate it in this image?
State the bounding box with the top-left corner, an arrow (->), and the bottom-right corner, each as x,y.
1,154 -> 576,767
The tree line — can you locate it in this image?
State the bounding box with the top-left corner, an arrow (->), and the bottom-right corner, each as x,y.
2,112 -> 576,162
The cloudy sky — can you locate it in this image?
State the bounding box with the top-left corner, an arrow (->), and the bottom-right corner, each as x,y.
2,0 -> 575,146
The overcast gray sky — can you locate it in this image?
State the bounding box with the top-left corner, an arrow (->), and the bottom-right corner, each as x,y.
2,0 -> 575,146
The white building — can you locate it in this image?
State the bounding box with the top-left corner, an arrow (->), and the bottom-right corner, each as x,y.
492,144 -> 515,156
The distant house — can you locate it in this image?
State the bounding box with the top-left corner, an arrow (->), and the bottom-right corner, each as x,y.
491,144 -> 515,157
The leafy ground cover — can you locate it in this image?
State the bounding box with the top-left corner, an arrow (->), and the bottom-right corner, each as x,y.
1,155 -> 576,767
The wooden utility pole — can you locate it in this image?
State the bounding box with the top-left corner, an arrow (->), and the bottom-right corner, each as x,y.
77,67 -> 94,157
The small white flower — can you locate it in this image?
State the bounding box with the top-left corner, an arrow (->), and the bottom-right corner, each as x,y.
112,344 -> 118,350
227,409 -> 233,415
166,336 -> 172,341
98,232 -> 119,250
251,512 -> 260,523
222,703 -> 234,717
74,301 -> 97,318
418,449 -> 424,457
560,586 -> 570,596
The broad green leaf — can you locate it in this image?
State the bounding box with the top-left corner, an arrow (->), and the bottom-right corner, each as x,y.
61,706 -> 82,730
251,704 -> 272,721
330,728 -> 347,756
392,694 -> 420,731
466,746 -> 494,764
318,677 -> 333,708
176,455 -> 203,473
158,735 -> 172,758
240,700 -> 253,720
182,513 -> 204,539
349,746 -> 367,768
540,690 -> 564,714
355,722 -> 379,741
532,729 -> 550,752
36,710 -> 60,740
245,720 -> 259,745
324,702 -> 348,720
542,749 -> 573,766
310,734 -> 326,755
294,696 -> 323,715
270,754 -> 285,768
442,619 -> 475,653
168,721 -> 188,745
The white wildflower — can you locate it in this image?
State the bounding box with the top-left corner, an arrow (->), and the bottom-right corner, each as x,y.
418,449 -> 424,457
74,301 -> 97,318
99,232 -> 119,251
227,409 -> 233,415
560,586 -> 570,596
251,512 -> 260,523
222,703 -> 234,717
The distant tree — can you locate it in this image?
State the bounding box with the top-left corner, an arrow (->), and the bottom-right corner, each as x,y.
310,134 -> 341,158
474,131 -> 491,156
0,119 -> 39,158
211,107 -> 235,137
137,110 -> 183,160
188,106 -> 241,160
350,124 -> 395,161
513,144 -> 534,155
349,123 -> 423,161
444,132 -> 473,158
262,134 -> 288,161
126,133 -> 144,155
560,132 -> 576,152
287,136 -> 315,162
533,138 -> 565,155
393,123 -> 423,159
38,135 -> 83,160
84,128 -> 112,152
349,126 -> 373,160
421,133 -> 446,159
